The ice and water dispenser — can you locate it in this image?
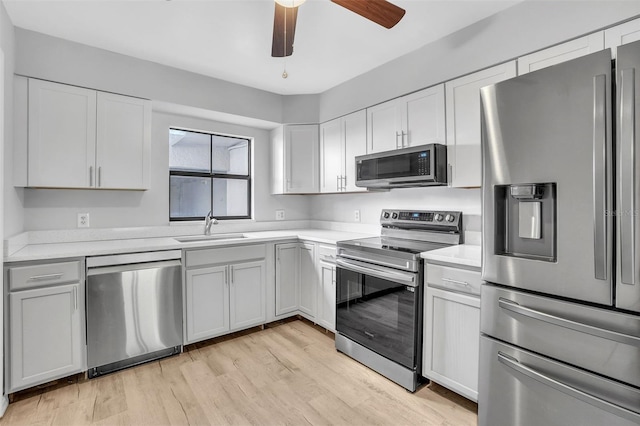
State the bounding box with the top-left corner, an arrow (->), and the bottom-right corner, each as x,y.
494,183 -> 556,262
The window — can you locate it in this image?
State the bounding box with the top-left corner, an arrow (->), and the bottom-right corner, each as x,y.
169,128 -> 251,221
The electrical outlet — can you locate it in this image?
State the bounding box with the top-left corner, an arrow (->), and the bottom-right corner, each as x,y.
354,210 -> 361,222
77,213 -> 90,228
275,210 -> 285,221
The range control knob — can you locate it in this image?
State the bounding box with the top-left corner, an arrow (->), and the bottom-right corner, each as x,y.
445,214 -> 455,223
392,212 -> 398,219
383,212 -> 390,219
434,213 -> 444,222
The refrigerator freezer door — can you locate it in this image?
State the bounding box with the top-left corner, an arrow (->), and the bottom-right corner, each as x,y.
481,284 -> 640,389
481,49 -> 613,305
478,336 -> 640,426
617,40 -> 640,313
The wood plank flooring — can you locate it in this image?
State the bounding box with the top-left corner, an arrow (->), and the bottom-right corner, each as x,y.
1,319 -> 477,425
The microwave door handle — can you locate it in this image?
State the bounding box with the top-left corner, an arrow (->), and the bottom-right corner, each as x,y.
593,74 -> 608,281
620,68 -> 637,286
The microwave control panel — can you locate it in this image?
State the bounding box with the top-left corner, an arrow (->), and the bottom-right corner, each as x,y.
417,152 -> 430,175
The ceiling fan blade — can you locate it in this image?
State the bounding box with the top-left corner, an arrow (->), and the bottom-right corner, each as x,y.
331,0 -> 405,29
271,3 -> 298,57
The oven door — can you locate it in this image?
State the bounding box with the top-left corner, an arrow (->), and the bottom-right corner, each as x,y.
335,257 -> 422,369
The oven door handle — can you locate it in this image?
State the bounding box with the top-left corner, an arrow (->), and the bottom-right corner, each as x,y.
335,258 -> 418,287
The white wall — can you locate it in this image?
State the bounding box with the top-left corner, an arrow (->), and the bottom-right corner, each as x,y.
21,111 -> 309,231
318,1 -> 640,121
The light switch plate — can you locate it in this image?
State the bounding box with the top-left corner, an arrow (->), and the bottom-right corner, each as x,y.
354,210 -> 361,222
275,210 -> 285,221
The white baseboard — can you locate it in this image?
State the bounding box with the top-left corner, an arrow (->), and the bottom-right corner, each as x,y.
0,395 -> 9,418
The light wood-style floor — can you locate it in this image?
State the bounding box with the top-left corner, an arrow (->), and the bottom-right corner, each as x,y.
1,319 -> 477,425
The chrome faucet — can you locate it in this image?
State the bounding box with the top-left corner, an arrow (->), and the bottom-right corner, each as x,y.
204,210 -> 218,235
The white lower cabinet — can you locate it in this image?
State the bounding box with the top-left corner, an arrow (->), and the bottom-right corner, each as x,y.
423,262 -> 481,402
274,242 -> 335,330
6,260 -> 85,393
317,258 -> 336,332
184,244 -> 266,345
298,243 -> 317,318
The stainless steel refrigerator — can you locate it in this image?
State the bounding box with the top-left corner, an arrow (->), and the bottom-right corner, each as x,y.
480,41 -> 640,426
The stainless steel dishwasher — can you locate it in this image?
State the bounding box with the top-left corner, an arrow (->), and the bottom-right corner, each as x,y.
86,250 -> 182,378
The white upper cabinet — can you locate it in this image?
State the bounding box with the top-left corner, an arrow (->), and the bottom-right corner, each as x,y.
271,124 -> 319,194
19,78 -> 151,190
27,79 -> 97,188
518,33 -> 604,75
403,85 -> 446,147
367,99 -> 402,153
605,17 -> 640,57
96,92 -> 151,189
445,61 -> 517,188
319,109 -> 367,193
367,84 -> 446,154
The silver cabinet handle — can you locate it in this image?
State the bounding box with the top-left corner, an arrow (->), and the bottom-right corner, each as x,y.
336,175 -> 340,192
620,68 -> 636,286
498,298 -> 640,347
28,273 -> 63,282
89,166 -> 94,187
225,268 -> 228,286
231,266 -> 234,284
73,287 -> 78,311
441,277 -> 470,287
98,166 -> 102,187
592,74 -> 609,280
395,131 -> 402,149
497,352 -> 640,423
342,175 -> 347,191
402,130 -> 407,148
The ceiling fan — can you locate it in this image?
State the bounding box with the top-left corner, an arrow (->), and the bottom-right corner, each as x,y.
271,0 -> 406,57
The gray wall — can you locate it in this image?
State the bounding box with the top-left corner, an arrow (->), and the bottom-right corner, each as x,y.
21,111 -> 310,231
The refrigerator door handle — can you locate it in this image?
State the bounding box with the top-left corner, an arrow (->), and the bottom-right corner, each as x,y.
593,74 -> 608,281
498,298 -> 640,347
497,352 -> 640,423
620,68 -> 637,286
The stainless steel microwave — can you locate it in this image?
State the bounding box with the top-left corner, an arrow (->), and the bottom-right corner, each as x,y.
355,143 -> 447,189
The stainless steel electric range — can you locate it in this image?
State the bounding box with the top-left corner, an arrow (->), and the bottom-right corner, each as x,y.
335,209 -> 463,391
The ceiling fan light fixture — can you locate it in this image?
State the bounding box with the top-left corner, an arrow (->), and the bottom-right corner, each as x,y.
274,0 -> 306,8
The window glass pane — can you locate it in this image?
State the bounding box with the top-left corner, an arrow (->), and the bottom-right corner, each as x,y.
212,135 -> 249,175
170,176 -> 211,218
212,178 -> 248,217
169,129 -> 210,172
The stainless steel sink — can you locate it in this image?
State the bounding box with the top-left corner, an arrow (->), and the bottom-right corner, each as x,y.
174,233 -> 247,243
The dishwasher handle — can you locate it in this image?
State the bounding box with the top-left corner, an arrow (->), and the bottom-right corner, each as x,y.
87,259 -> 181,276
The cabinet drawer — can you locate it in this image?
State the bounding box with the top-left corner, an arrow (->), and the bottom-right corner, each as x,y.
426,263 -> 482,295
9,261 -> 81,291
185,244 -> 266,268
317,244 -> 336,262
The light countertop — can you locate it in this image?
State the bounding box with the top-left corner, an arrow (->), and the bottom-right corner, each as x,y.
420,244 -> 481,269
5,229 -> 373,263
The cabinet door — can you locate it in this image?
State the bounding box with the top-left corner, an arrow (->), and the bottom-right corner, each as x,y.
605,17 -> 640,57
9,283 -> 83,392
96,92 -> 151,190
402,84 -> 446,148
298,243 -> 316,318
275,243 -> 299,316
423,286 -> 480,402
185,265 -> 229,344
367,99 -> 402,154
317,260 -> 336,331
343,109 -> 368,192
28,79 -> 96,188
445,61 -> 517,187
284,124 -> 319,193
320,118 -> 343,193
229,260 -> 266,330
518,33 -> 604,74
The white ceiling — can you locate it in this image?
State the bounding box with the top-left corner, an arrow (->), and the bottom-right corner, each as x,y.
4,0 -> 522,95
